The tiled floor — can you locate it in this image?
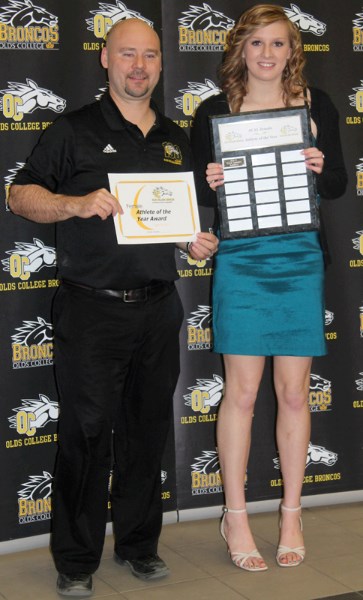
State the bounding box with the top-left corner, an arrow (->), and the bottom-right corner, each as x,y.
1,502 -> 363,599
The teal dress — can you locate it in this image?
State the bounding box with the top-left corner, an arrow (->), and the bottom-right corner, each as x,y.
192,90 -> 347,358
212,230 -> 326,356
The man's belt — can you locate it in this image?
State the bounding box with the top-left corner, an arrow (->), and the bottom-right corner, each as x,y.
62,279 -> 174,303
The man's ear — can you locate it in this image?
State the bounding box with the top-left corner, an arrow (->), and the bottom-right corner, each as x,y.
100,46 -> 108,69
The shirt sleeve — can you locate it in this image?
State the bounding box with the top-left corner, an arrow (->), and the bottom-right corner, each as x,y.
311,87 -> 348,200
14,116 -> 75,193
191,98 -> 219,208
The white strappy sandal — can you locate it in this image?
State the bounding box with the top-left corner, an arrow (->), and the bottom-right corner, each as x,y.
220,507 -> 268,572
276,504 -> 305,567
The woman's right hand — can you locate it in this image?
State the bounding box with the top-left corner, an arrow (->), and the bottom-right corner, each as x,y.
206,162 -> 224,190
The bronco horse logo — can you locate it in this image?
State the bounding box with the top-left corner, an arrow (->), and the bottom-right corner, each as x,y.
352,229 -> 363,251
0,0 -> 57,27
353,12 -> 363,30
0,79 -> 66,117
86,1 -> 152,33
179,3 -> 234,31
191,450 -> 220,474
283,3 -> 326,36
18,471 -> 53,500
187,305 -> 212,329
310,373 -> 331,393
356,373 -> 363,392
274,442 -> 338,470
12,316 -> 53,346
306,443 -> 338,467
184,374 -> 224,410
325,310 -> 334,326
4,163 -> 25,187
8,394 -> 59,432
349,82 -> 363,108
175,79 -> 220,114
2,238 -> 56,275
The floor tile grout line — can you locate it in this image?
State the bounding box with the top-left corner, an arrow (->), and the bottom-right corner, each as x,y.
95,574 -> 216,595
311,593 -> 363,600
213,574 -> 256,600
306,561 -> 363,594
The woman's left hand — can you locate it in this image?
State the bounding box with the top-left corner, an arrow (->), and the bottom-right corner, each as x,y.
302,147 -> 325,175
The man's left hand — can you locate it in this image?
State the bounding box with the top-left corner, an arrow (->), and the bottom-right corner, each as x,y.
188,232 -> 219,260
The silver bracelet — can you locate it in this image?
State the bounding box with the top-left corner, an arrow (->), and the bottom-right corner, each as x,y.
186,241 -> 193,254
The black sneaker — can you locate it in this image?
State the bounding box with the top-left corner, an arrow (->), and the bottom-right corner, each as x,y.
56,573 -> 93,597
114,552 -> 170,580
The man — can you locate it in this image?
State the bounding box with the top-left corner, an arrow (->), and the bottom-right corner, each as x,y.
9,18 -> 217,598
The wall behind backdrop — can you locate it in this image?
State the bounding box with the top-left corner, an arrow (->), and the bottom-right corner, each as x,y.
0,0 -> 362,548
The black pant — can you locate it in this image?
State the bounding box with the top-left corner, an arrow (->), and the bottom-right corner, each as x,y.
50,283 -> 183,574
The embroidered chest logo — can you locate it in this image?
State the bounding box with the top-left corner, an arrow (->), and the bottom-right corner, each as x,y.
103,144 -> 117,153
162,142 -> 182,165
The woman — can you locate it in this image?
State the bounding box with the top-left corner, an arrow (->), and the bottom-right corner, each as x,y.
191,4 -> 347,571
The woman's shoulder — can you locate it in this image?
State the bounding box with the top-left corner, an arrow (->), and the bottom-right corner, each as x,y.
308,86 -> 335,109
195,92 -> 229,117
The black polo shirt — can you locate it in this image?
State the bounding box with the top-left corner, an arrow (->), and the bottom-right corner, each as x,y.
14,93 -> 193,288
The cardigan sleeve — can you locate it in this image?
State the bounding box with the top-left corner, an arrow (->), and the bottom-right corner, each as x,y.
191,94 -> 228,208
310,87 -> 347,200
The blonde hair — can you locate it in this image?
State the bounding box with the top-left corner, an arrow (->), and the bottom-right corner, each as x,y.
219,4 -> 307,112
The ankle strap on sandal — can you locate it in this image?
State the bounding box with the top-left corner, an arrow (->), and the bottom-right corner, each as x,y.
280,504 -> 302,512
222,506 -> 247,514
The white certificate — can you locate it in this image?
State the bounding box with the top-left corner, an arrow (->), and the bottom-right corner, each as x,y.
108,171 -> 201,244
218,114 -> 303,152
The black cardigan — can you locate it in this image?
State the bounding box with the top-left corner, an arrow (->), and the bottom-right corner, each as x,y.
191,87 -> 347,209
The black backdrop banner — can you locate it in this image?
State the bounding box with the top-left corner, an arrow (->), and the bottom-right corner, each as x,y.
0,0 -> 362,546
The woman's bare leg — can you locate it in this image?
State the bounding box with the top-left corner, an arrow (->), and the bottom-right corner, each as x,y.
274,355 -> 312,565
217,354 -> 266,569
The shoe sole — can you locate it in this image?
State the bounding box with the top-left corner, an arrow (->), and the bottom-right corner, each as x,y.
114,555 -> 170,581
56,576 -> 93,598
57,587 -> 94,597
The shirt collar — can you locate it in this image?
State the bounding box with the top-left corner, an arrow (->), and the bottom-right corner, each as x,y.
100,92 -> 169,134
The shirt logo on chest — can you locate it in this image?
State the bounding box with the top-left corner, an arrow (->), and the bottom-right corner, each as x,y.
162,142 -> 182,165
103,144 -> 117,153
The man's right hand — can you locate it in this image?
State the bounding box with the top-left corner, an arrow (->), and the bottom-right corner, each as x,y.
8,184 -> 123,224
67,188 -> 123,220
